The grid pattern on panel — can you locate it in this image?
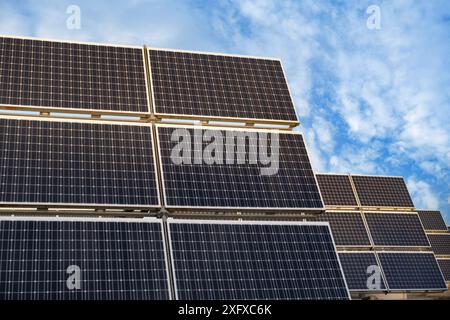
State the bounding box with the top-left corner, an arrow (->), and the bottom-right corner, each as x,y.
0,219 -> 169,300
427,234 -> 450,255
0,118 -> 159,206
158,126 -> 323,209
437,259 -> 450,281
0,37 -> 148,113
311,212 -> 371,246
169,221 -> 349,300
378,252 -> 447,290
364,213 -> 429,247
351,176 -> 414,208
338,252 -> 386,291
417,210 -> 448,231
149,49 -> 297,122
315,174 -> 358,207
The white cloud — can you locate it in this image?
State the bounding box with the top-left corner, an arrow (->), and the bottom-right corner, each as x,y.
407,177 -> 439,209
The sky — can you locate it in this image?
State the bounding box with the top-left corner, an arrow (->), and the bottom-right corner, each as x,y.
0,0 -> 449,222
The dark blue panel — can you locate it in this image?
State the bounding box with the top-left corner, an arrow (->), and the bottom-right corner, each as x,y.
437,259 -> 450,282
169,221 -> 349,300
316,174 -> 358,207
338,252 -> 386,291
0,219 -> 169,300
365,213 -> 429,247
378,252 -> 447,290
0,36 -> 149,113
428,234 -> 450,255
0,118 -> 159,206
417,210 -> 448,231
158,126 -> 324,209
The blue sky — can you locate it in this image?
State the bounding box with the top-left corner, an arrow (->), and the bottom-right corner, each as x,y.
1,0 -> 449,222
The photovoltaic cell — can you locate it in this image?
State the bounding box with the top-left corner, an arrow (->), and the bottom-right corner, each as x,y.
427,234 -> 450,256
351,176 -> 414,208
311,212 -> 371,246
417,210 -> 448,231
315,174 -> 358,207
0,36 -> 149,113
338,252 -> 386,291
437,259 -> 450,281
0,218 -> 170,300
378,252 -> 447,291
0,118 -> 159,207
168,220 -> 349,300
149,49 -> 298,122
364,213 -> 429,247
157,125 -> 324,209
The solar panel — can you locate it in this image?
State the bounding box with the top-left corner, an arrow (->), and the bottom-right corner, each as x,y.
351,175 -> 414,208
0,217 -> 170,300
311,212 -> 371,246
364,212 -> 429,247
149,49 -> 298,123
157,124 -> 324,210
427,234 -> 450,256
0,36 -> 149,114
378,252 -> 447,291
315,174 -> 358,207
168,220 -> 350,300
417,210 -> 448,231
0,117 -> 159,207
437,259 -> 450,281
338,252 -> 386,291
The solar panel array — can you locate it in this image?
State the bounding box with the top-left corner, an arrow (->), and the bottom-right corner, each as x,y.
168,220 -> 349,300
427,234 -> 450,256
315,174 -> 358,207
0,218 -> 170,300
0,36 -> 149,114
417,210 -> 448,231
157,125 -> 323,209
0,118 -> 159,207
148,49 -> 298,123
351,176 -> 414,208
364,213 -> 430,247
437,259 -> 450,282
311,212 -> 371,246
377,252 -> 447,291
338,252 -> 386,291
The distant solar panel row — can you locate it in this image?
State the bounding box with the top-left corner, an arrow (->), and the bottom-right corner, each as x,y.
0,36 -> 149,113
0,218 -> 170,300
427,234 -> 450,256
0,118 -> 159,207
149,49 -> 298,123
417,210 -> 448,231
437,259 -> 450,281
364,213 -> 430,247
168,220 -> 349,300
311,212 -> 371,246
315,174 -> 358,207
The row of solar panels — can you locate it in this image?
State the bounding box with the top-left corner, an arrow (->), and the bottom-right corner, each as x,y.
0,116 -> 421,211
316,173 -> 414,209
0,35 -> 298,125
0,217 -> 351,300
418,210 -> 450,283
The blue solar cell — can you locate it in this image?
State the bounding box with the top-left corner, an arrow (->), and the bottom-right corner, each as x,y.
378,252 -> 447,291
168,220 -> 349,300
0,218 -> 170,300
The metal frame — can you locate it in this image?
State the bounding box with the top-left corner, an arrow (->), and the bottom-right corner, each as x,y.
376,251 -> 448,292
166,218 -> 351,300
0,115 -> 161,209
147,47 -> 300,128
154,123 -> 325,212
0,34 -> 151,117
